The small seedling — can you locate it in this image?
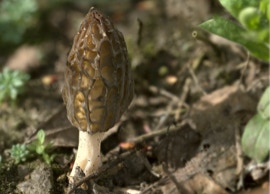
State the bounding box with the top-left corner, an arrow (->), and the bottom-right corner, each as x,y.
0,68 -> 30,104
10,144 -> 29,164
27,129 -> 55,164
9,129 -> 54,164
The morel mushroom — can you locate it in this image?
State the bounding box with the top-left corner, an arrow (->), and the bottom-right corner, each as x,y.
62,7 -> 134,179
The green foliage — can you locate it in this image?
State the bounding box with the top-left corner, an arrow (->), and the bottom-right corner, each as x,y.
9,130 -> 55,164
242,87 -> 270,162
199,0 -> 269,61
27,130 -> 55,164
10,144 -> 29,164
0,0 -> 38,44
0,68 -> 30,104
257,87 -> 270,119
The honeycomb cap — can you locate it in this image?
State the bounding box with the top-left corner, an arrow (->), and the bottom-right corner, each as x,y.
62,7 -> 134,134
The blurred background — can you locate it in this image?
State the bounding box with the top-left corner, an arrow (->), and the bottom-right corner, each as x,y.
0,0 -> 269,193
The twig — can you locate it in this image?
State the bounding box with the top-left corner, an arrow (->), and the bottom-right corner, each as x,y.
246,75 -> 269,92
148,85 -> 180,102
238,53 -> 250,89
187,64 -> 207,96
174,78 -> 191,122
141,176 -> 169,194
129,120 -> 192,145
136,151 -> 160,178
234,125 -> 244,190
137,18 -> 143,46
149,79 -> 189,131
67,150 -> 135,194
129,120 -> 196,144
180,78 -> 191,103
192,30 -> 221,57
162,163 -> 188,194
153,100 -> 178,132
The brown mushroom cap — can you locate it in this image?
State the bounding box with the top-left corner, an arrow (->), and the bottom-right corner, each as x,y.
62,7 -> 134,134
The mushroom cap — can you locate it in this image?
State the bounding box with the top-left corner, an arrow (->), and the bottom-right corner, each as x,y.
62,7 -> 134,134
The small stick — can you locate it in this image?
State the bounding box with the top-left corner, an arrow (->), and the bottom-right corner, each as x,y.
238,53 -> 250,90
129,120 -> 192,145
188,64 -> 207,96
162,162 -> 188,194
137,18 -> 143,46
67,150 -> 135,194
149,81 -> 189,130
174,78 -> 191,122
192,30 -> 221,57
148,85 -> 180,102
234,125 -> 244,190
246,75 -> 269,92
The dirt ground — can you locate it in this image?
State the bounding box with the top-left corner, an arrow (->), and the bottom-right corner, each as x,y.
0,0 -> 269,194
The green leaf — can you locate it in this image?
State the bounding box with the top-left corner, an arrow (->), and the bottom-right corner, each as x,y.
257,87 -> 270,119
259,0 -> 270,20
36,145 -> 45,155
219,0 -> 259,18
37,130 -> 45,144
12,79 -> 23,87
42,153 -> 55,164
10,144 -> 29,164
0,0 -> 38,44
0,91 -> 6,102
242,114 -> 270,162
0,68 -> 29,103
199,17 -> 269,61
238,7 -> 260,31
9,87 -> 18,100
3,68 -> 11,80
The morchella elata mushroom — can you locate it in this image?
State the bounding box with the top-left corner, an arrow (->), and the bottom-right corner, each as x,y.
62,7 -> 134,182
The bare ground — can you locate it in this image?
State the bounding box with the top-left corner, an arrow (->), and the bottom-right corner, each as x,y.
0,1 -> 269,194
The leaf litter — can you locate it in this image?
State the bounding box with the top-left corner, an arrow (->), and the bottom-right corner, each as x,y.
0,0 -> 269,193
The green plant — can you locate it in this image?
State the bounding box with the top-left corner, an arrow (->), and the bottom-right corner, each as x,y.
0,68 -> 30,104
10,144 -> 30,164
0,0 -> 38,44
241,87 -> 270,162
199,0 -> 269,61
9,130 -> 54,164
28,129 -> 55,164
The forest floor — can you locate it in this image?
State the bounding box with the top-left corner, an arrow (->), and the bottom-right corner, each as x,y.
0,0 -> 269,194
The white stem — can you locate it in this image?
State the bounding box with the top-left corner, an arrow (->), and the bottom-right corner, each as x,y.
70,131 -> 104,177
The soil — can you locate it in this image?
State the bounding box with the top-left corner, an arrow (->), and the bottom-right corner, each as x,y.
0,1 -> 269,194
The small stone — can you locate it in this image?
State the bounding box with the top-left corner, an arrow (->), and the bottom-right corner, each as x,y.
17,163 -> 53,194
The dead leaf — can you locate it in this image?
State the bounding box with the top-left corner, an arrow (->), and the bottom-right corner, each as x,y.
154,126 -> 201,169
161,173 -> 229,194
158,85 -> 258,193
